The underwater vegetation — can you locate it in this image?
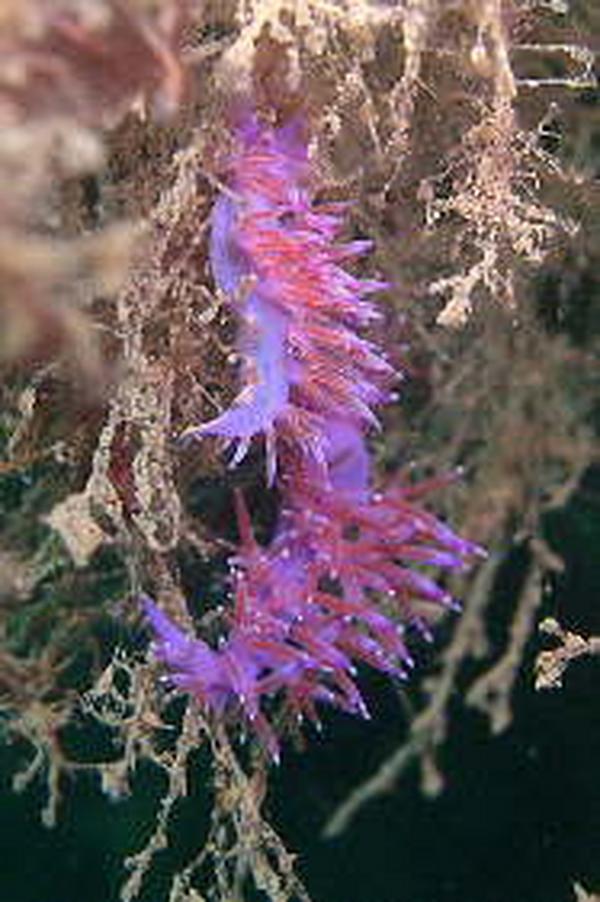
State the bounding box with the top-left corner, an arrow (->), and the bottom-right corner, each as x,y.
0,2 -> 598,901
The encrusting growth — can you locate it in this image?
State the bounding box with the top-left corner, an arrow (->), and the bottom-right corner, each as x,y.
144,112 -> 483,759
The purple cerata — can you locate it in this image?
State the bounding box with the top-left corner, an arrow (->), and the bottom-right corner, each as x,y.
144,113 -> 484,759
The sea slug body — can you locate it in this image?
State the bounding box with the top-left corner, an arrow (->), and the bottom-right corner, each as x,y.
146,113 -> 484,757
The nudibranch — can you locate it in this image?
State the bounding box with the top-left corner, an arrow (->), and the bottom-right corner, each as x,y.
145,113 -> 483,759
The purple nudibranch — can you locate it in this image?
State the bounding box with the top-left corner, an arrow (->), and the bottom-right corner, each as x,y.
144,113 -> 484,757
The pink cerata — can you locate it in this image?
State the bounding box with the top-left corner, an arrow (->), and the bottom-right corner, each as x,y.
143,112 -> 484,760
